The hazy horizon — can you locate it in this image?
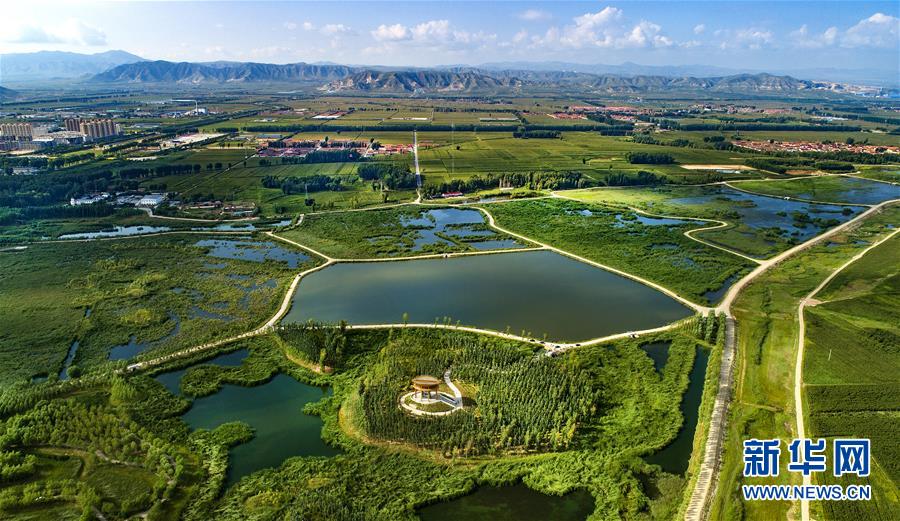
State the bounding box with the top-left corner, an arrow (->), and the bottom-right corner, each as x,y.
2,1 -> 898,75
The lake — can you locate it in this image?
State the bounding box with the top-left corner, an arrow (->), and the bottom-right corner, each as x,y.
181,373 -> 338,486
57,225 -> 171,240
195,239 -> 310,267
744,176 -> 900,205
398,207 -> 524,251
645,346 -> 710,474
667,186 -> 859,242
418,484 -> 594,521
284,250 -> 692,342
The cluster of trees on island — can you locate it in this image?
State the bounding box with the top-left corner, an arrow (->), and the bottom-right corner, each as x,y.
351,331 -> 599,456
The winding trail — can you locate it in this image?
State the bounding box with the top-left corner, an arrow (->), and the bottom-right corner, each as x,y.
683,198 -> 900,521
139,206 -> 260,223
723,182 -> 871,208
444,369 -> 462,407
104,170 -> 899,518
118,182 -> 899,521
553,190 -> 762,265
793,226 -> 900,521
473,204 -> 713,314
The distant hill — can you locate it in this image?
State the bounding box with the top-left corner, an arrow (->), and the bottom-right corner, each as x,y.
477,61 -> 900,88
91,61 -> 356,83
0,86 -> 18,100
86,59 -> 865,95
477,61 -> 741,79
323,70 -> 521,92
0,50 -> 145,81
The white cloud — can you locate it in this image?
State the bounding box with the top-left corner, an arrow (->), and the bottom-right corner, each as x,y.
693,24 -> 705,35
302,21 -> 314,31
368,19 -> 494,51
790,24 -> 838,49
4,18 -> 107,46
372,23 -> 410,41
842,12 -> 899,48
283,22 -> 297,31
529,7 -> 672,49
519,9 -> 551,21
717,27 -> 774,50
321,24 -> 350,35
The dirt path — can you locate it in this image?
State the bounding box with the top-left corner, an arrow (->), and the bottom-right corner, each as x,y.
793,226 -> 900,521
683,199 -> 899,521
551,191 -> 761,264
139,207 -> 260,223
475,204 -> 713,314
723,182 -> 870,207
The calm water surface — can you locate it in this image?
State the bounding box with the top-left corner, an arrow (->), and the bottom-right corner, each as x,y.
57,225 -> 170,240
155,349 -> 249,394
646,346 -> 710,474
285,250 -> 691,341
640,341 -> 671,373
182,373 -> 337,486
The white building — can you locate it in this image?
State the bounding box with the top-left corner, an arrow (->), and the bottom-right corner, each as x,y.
137,194 -> 167,208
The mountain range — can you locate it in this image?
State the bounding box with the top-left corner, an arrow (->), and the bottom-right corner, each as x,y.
90,60 -> 355,83
0,50 -> 892,95
89,60 -> 833,94
0,50 -> 145,81
475,61 -> 899,88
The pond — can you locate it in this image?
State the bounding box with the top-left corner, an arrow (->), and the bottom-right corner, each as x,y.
418,483 -> 594,521
703,274 -> 739,305
181,373 -> 338,487
645,346 -> 710,474
745,176 -> 900,205
108,313 -> 181,360
667,187 -> 859,242
285,250 -> 692,342
58,340 -> 79,380
397,208 -> 524,251
57,225 -> 171,240
195,239 -> 309,267
614,214 -> 693,227
639,341 -> 671,373
154,349 -> 249,394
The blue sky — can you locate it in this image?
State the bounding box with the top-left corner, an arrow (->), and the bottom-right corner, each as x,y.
3,1 -> 898,72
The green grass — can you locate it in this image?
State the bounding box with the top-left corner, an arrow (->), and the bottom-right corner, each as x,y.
564,185 -> 858,258
0,234 -> 313,385
148,160 -> 416,215
735,176 -> 900,205
416,132 -> 748,184
800,234 -> 900,520
483,198 -> 754,305
707,206 -> 900,521
855,166 -> 900,184
277,205 -> 521,259
84,464 -> 157,513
